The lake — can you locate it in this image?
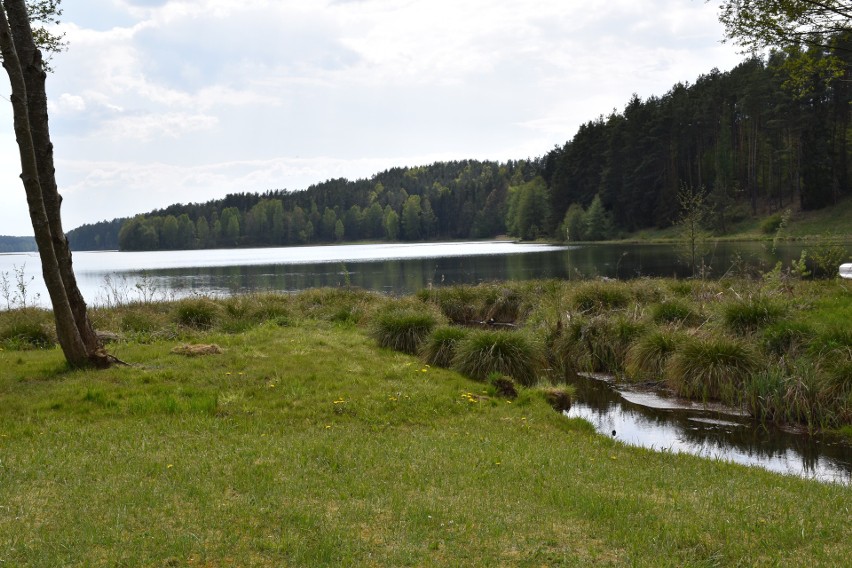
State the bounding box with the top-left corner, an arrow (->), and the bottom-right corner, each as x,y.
0,240 -> 830,308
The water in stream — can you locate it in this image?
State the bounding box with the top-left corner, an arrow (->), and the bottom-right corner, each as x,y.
565,373 -> 852,484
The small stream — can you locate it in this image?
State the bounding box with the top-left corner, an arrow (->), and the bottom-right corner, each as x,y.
564,373 -> 852,484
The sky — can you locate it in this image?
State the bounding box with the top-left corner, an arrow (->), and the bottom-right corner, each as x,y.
0,0 -> 745,236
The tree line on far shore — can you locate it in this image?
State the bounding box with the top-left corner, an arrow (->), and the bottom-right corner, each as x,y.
67,44 -> 852,252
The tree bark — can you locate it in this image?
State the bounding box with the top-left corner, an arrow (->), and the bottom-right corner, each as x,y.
1,0 -> 109,368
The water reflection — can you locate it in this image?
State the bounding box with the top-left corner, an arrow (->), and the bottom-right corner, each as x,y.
565,373 -> 852,484
82,240 -> 831,301
3,240 -> 849,306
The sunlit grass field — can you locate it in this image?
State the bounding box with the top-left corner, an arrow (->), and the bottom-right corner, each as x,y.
1,285 -> 850,566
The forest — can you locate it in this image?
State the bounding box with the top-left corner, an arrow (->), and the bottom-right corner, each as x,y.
67,44 -> 852,252
0,235 -> 36,253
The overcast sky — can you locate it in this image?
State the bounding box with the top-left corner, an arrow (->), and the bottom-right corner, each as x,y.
0,0 -> 744,237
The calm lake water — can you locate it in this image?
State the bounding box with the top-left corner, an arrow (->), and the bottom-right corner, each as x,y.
566,373 -> 851,484
3,239 -> 851,482
0,240 -> 832,307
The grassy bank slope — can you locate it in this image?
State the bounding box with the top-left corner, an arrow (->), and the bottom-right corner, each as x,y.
1,315 -> 850,566
624,195 -> 852,242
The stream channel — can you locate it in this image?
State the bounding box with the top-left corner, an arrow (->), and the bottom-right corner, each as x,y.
564,373 -> 852,484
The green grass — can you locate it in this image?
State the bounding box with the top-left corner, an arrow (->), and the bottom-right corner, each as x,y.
1,292 -> 851,566
452,329 -> 545,386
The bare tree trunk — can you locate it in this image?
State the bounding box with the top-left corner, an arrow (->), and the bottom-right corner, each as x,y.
1,0 -> 109,368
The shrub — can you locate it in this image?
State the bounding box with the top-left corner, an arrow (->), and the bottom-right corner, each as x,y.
665,335 -> 760,403
808,241 -> 850,279
625,328 -> 681,382
174,298 -> 219,329
421,326 -> 469,367
760,212 -> 784,235
453,329 -> 544,387
722,296 -> 785,335
371,309 -> 439,354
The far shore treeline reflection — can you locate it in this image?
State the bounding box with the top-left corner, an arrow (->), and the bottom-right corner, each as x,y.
1,241 -> 843,309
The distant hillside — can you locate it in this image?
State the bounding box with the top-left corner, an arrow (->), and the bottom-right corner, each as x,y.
66,46 -> 852,251
0,235 -> 36,253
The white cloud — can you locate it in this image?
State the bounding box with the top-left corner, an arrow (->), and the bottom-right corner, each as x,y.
0,0 -> 743,236
95,112 -> 219,141
49,93 -> 87,115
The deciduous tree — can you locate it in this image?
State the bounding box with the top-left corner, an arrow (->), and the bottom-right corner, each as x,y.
716,0 -> 852,51
0,0 -> 110,367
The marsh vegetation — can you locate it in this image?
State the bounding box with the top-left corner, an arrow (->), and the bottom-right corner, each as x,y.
1,277 -> 851,565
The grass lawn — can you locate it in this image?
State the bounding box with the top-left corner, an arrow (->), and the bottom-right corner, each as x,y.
1,317 -> 850,567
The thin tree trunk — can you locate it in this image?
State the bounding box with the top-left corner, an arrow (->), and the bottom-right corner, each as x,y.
0,5 -> 89,366
1,0 -> 110,368
4,0 -> 106,362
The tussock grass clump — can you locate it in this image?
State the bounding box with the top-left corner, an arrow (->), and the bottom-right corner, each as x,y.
625,328 -> 681,382
417,286 -> 479,324
293,287 -> 378,324
248,294 -> 293,326
665,335 -> 760,403
571,281 -> 631,314
548,316 -> 589,378
629,279 -> 666,304
754,359 -> 851,430
419,283 -> 526,324
808,326 -> 852,356
420,325 -> 469,367
651,300 -> 698,326
667,280 -> 694,297
480,285 -> 523,323
217,294 -> 290,331
722,296 -> 786,335
119,309 -> 166,334
488,374 -> 518,399
0,310 -> 55,349
761,321 -> 814,357
370,308 -> 440,355
541,386 -> 573,412
453,329 -> 544,386
555,315 -> 645,374
174,298 -> 219,330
